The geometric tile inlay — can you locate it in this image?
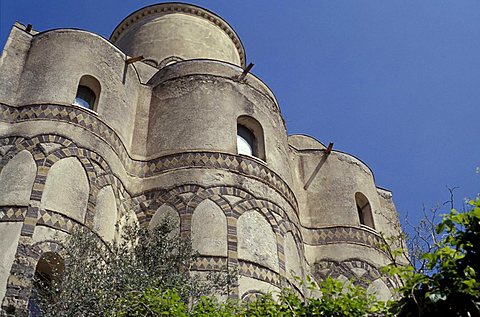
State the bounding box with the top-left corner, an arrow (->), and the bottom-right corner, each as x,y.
238,260 -> 281,287
192,257 -> 284,289
303,225 -> 385,252
191,256 -> 228,271
0,103 -> 298,211
0,206 -> 27,222
37,209 -> 77,233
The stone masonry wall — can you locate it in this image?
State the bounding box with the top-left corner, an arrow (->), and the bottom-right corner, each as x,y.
0,3 -> 403,314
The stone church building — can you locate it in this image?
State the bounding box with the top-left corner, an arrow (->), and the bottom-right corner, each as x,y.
0,2 -> 402,315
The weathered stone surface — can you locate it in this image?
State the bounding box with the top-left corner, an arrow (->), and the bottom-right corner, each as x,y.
284,232 -> 302,280
31,226 -> 68,243
0,150 -> 36,206
367,278 -> 392,301
111,4 -> 244,68
238,276 -> 280,301
191,199 -> 227,257
238,210 -> 279,272
38,143 -> 62,156
40,157 -> 89,223
93,186 -> 117,242
0,223 -> 22,304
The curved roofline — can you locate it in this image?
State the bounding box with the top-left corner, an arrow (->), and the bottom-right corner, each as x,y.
109,2 -> 246,67
146,58 -> 286,130
331,149 -> 376,182
376,186 -> 393,194
31,28 -> 147,84
288,139 -> 377,182
287,134 -> 327,149
34,28 -> 123,53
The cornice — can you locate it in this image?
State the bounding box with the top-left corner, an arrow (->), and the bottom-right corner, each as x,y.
110,2 -> 246,67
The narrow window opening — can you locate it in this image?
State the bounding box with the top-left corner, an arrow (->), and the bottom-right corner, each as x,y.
29,252 -> 64,316
72,75 -> 101,111
237,125 -> 256,156
357,203 -> 365,225
236,116 -> 265,160
73,85 -> 96,109
355,192 -> 375,229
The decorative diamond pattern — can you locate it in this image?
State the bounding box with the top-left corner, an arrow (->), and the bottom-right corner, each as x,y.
191,256 -> 228,271
37,209 -> 76,232
303,225 -> 384,252
0,207 -> 27,221
0,103 -> 298,210
0,104 -> 303,302
238,260 -> 281,286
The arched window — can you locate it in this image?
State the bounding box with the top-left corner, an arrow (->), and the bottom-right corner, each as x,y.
237,125 -> 255,156
74,86 -> 95,109
236,116 -> 265,160
73,75 -> 101,110
29,252 -> 65,316
355,192 -> 375,229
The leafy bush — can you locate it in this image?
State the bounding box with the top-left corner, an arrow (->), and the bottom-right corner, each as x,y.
111,277 -> 390,316
32,218 -> 233,316
384,197 -> 480,316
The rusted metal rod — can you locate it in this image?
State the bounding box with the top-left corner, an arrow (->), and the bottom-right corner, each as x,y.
325,142 -> 334,155
237,62 -> 254,81
126,55 -> 144,64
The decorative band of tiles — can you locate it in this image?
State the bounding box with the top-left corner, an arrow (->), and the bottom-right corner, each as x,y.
302,225 -> 385,252
129,151 -> 298,210
0,103 -> 135,168
238,260 -> 281,287
191,257 -> 286,289
191,256 -> 228,271
0,206 -> 27,222
37,209 -> 78,233
314,258 -> 396,289
0,103 -> 298,211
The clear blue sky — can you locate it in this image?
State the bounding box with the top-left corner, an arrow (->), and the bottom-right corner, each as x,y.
1,1 -> 479,228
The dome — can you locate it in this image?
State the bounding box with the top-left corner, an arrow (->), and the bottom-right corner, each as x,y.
110,2 -> 246,68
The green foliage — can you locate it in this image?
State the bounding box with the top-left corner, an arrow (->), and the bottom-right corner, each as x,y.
36,217 -> 390,316
33,218 -> 233,317
190,297 -> 245,317
308,277 -> 389,316
114,289 -> 188,317
384,197 -> 480,316
111,277 -> 389,316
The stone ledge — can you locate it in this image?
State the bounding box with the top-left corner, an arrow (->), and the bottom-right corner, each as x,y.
302,225 -> 386,253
